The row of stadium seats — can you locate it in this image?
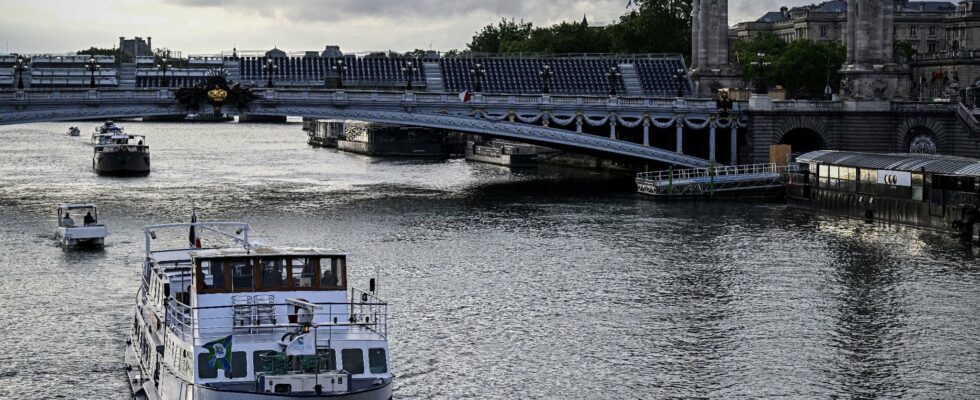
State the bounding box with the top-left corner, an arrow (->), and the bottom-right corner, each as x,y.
440,57 -> 691,96
238,57 -> 426,86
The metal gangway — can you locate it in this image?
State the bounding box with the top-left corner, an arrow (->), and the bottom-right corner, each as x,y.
635,163 -> 797,197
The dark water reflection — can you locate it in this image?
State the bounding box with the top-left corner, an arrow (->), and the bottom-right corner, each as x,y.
0,121 -> 977,399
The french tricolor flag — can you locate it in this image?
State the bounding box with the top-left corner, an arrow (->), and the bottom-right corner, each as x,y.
459,90 -> 472,103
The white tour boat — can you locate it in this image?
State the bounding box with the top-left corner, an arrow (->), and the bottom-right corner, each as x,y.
93,133 -> 151,176
54,203 -> 107,248
126,218 -> 393,400
92,120 -> 125,146
67,126 -> 81,137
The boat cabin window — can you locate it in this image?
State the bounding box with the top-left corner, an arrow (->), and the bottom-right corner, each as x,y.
341,348 -> 364,374
196,256 -> 347,294
230,260 -> 254,291
292,258 -> 315,289
224,352 -> 247,379
200,260 -> 226,291
197,353 -> 219,379
198,351 -> 246,379
320,257 -> 345,289
260,259 -> 288,290
368,348 -> 387,373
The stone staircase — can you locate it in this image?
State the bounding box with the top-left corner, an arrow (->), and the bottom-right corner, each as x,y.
423,62 -> 445,92
117,63 -> 137,88
618,63 -> 643,97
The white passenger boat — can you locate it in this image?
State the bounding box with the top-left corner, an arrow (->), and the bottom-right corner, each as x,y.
92,120 -> 125,146
93,133 -> 151,176
54,203 -> 107,248
127,219 -> 393,400
67,126 -> 81,137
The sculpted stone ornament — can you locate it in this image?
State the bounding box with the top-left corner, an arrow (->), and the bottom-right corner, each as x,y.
175,68 -> 257,114
873,79 -> 889,100
910,134 -> 937,154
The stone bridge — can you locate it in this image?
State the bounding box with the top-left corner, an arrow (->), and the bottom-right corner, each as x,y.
0,88 -> 749,168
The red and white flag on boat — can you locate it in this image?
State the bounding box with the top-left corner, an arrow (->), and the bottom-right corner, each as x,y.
458,90 -> 472,103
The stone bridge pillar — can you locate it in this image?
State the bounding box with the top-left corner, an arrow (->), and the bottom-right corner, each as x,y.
691,0 -> 742,98
840,0 -> 911,102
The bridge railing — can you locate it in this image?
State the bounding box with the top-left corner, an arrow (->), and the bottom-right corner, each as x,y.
0,87 -> 722,113
636,163 -> 796,186
891,101 -> 956,114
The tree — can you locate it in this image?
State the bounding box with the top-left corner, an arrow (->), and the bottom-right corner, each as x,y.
77,47 -> 131,63
462,0 -> 692,57
467,18 -> 533,53
734,34 -> 845,99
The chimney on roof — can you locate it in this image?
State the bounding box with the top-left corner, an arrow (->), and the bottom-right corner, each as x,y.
147,37 -> 152,55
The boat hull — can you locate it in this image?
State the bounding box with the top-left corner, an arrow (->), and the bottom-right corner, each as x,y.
125,347 -> 392,400
94,151 -> 150,176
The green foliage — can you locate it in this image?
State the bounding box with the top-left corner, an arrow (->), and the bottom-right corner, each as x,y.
76,47 -> 131,63
467,18 -> 533,53
895,40 -> 917,63
735,34 -> 845,99
464,0 -> 693,57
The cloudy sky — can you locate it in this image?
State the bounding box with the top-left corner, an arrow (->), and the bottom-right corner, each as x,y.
0,0 -> 813,55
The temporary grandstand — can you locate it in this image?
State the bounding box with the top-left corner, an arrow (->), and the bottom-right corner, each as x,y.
3,48 -> 694,97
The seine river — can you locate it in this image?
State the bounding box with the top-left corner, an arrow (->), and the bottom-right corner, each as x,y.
0,120 -> 977,399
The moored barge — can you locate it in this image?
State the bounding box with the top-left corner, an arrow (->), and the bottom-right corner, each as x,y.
789,150 -> 980,239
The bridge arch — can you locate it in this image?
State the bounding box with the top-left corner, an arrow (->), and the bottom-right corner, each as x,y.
897,117 -> 947,154
774,115 -> 829,154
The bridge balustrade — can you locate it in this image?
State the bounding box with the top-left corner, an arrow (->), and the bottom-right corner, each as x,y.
892,102 -> 958,113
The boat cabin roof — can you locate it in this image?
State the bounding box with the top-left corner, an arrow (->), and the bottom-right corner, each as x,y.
58,203 -> 97,210
191,247 -> 346,259
798,151 -> 980,177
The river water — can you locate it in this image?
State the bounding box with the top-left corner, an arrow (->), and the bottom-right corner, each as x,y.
0,120 -> 977,399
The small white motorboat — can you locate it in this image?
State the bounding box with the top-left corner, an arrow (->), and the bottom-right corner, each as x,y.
66,126 -> 81,136
55,203 -> 107,248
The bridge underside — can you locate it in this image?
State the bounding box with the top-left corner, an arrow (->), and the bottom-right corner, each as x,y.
0,103 -> 712,168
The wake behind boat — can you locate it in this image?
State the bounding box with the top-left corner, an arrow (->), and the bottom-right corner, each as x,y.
127,217 -> 393,400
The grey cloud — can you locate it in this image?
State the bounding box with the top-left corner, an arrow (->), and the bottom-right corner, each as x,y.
167,0 -> 628,22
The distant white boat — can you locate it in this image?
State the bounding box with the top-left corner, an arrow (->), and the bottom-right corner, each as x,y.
66,126 -> 81,137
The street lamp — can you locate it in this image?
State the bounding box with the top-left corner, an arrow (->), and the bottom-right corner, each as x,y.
402,60 -> 417,91
86,56 -> 101,89
606,66 -> 622,96
673,67 -> 688,98
13,56 -> 29,90
539,64 -> 553,95
156,56 -> 171,88
470,62 -> 485,93
331,59 -> 347,89
263,57 -> 278,88
750,52 -> 771,95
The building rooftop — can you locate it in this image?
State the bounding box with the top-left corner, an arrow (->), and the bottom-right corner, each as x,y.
797,150 -> 980,176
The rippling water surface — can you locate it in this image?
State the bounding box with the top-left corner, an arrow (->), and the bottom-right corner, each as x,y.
0,120 -> 977,399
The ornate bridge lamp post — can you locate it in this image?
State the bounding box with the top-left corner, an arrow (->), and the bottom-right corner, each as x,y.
13,56 -> 30,90
86,56 -> 101,89
750,52 -> 771,95
539,64 -> 553,95
402,60 -> 417,91
606,66 -> 622,97
156,56 -> 171,88
470,62 -> 485,93
263,58 -> 278,88
673,67 -> 688,98
331,59 -> 347,89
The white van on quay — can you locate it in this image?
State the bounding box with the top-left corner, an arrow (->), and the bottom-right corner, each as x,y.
55,203 -> 107,249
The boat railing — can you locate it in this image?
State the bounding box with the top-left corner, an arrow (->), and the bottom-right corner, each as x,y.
636,163 -> 798,186
165,297 -> 389,345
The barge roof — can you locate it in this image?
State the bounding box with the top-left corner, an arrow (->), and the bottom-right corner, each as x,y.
797,151 -> 980,177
